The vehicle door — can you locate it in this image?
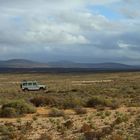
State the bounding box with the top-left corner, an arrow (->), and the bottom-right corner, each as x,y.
27,82 -> 34,90
32,82 -> 39,90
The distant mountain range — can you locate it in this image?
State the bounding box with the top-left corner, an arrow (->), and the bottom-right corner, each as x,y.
0,59 -> 140,70
47,61 -> 139,69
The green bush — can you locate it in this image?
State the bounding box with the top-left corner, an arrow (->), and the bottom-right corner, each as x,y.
86,96 -> 107,107
86,96 -> 119,109
105,111 -> 111,117
0,125 -> 16,140
0,100 -> 36,118
0,107 -> 17,118
30,96 -> 59,107
109,100 -> 120,109
0,125 -> 14,135
62,97 -> 83,109
115,114 -> 129,124
134,115 -> 140,127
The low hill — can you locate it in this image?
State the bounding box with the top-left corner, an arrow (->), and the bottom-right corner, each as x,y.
0,59 -> 139,71
0,59 -> 48,68
48,61 -> 139,70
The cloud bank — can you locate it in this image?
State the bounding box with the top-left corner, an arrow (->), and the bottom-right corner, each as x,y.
0,0 -> 140,64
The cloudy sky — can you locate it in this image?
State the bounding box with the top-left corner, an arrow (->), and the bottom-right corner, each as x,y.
0,0 -> 140,64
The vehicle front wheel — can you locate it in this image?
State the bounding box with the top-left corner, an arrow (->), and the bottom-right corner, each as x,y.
39,87 -> 45,91
23,88 -> 28,92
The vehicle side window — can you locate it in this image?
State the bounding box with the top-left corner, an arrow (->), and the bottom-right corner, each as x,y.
33,82 -> 37,86
28,83 -> 32,86
23,83 -> 27,86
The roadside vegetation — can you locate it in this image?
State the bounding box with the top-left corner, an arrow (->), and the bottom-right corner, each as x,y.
0,72 -> 140,139
0,100 -> 36,118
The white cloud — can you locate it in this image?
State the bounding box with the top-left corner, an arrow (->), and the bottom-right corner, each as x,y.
0,0 -> 139,64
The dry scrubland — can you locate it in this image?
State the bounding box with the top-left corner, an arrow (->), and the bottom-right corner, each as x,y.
0,72 -> 140,140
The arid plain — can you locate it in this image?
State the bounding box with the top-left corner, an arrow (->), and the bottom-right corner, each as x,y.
0,72 -> 140,140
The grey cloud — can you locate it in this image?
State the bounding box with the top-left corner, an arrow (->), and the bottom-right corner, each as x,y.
0,0 -> 139,64
118,0 -> 140,19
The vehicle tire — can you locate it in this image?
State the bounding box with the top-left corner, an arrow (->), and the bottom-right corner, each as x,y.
23,88 -> 28,92
39,87 -> 45,91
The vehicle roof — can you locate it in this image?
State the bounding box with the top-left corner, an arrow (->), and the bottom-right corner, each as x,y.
21,80 -> 38,83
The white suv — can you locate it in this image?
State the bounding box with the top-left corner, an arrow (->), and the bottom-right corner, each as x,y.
20,81 -> 46,91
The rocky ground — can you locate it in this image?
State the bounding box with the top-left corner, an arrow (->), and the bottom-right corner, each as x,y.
0,106 -> 140,140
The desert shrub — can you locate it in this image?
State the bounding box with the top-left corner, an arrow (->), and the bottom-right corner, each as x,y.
0,125 -> 14,135
0,99 -> 9,105
86,96 -> 119,109
62,97 -> 83,109
101,126 -> 112,136
74,107 -> 87,114
114,113 -> 129,124
110,134 -> 124,140
30,96 -> 59,107
37,133 -> 52,140
32,115 -> 38,121
127,97 -> 140,107
96,111 -> 106,119
0,107 -> 17,118
84,126 -> 113,140
86,96 -> 108,107
105,111 -> 111,117
83,131 -> 97,140
48,108 -> 65,117
134,115 -> 140,127
0,100 -> 36,117
0,124 -> 17,140
63,119 -> 73,129
109,100 -> 120,109
30,96 -> 46,107
81,123 -> 92,133
70,88 -> 78,92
